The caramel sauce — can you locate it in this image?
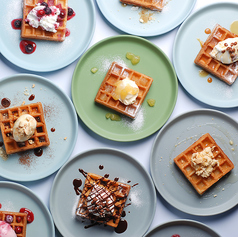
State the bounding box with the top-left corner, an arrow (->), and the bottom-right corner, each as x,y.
207,77 -> 213,83
197,38 -> 204,48
139,9 -> 153,24
205,28 -> 211,34
230,20 -> 238,35
121,3 -> 127,7
199,70 -> 209,77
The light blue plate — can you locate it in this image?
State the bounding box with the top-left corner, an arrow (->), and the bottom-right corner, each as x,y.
0,181 -> 55,237
0,0 -> 95,71
50,148 -> 156,237
173,2 -> 238,108
144,220 -> 220,237
96,0 -> 196,36
0,74 -> 78,181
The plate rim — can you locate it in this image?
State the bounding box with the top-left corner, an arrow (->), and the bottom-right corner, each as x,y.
0,180 -> 55,236
71,34 -> 178,142
50,147 -> 157,237
172,2 -> 238,108
0,73 -> 78,181
150,108 -> 238,216
95,0 -> 197,37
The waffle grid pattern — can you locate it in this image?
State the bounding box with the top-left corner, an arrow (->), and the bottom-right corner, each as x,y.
0,102 -> 50,154
194,24 -> 238,85
0,211 -> 27,237
21,0 -> 68,42
120,0 -> 165,11
174,133 -> 234,195
76,172 -> 131,228
95,62 -> 153,119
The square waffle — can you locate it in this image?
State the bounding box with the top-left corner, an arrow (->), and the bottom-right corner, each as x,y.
194,24 -> 238,85
0,102 -> 50,154
75,172 -> 131,228
120,0 -> 165,11
174,133 -> 234,195
21,0 -> 68,42
0,211 -> 27,237
95,62 -> 153,119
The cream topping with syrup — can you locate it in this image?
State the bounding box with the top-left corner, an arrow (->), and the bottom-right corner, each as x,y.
191,146 -> 219,178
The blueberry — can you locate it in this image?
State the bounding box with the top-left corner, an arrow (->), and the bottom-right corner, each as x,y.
5,215 -> 13,224
14,20 -> 22,28
25,44 -> 34,53
40,2 -> 48,7
44,7 -> 52,15
68,8 -> 74,16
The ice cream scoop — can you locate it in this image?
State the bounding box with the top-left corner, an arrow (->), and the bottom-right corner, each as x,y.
0,221 -> 17,237
13,114 -> 37,142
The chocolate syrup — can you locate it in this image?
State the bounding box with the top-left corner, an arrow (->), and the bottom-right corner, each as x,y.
114,177 -> 119,181
1,98 -> 11,108
28,94 -> 35,101
0,142 -> 3,147
104,174 -> 109,178
121,211 -> 126,217
114,220 -> 128,233
73,179 -> 82,195
132,183 -> 139,188
51,128 -> 55,132
34,148 -> 43,156
79,168 -> 88,178
99,165 -> 104,170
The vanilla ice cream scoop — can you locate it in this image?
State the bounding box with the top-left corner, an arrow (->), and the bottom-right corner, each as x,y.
210,37 -> 238,64
13,114 -> 37,142
0,221 -> 17,237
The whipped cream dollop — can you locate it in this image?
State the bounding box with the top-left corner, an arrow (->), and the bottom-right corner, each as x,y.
26,4 -> 60,33
210,37 -> 238,64
13,114 -> 37,142
112,77 -> 139,105
0,221 -> 17,237
191,146 -> 219,178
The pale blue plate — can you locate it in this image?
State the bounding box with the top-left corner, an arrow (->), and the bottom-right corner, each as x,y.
96,0 -> 196,36
173,2 -> 238,108
0,74 -> 78,181
0,0 -> 95,71
50,148 -> 156,237
0,181 -> 55,237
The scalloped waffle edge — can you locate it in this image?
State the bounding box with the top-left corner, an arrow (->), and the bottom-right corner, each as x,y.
0,102 -> 50,154
194,24 -> 238,85
21,0 -> 68,42
120,0 -> 165,11
94,62 -> 153,119
0,211 -> 27,237
76,172 -> 131,228
174,133 -> 234,195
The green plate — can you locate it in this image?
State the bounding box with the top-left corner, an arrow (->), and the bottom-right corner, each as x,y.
71,35 -> 178,142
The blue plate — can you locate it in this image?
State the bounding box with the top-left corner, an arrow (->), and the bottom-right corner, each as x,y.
96,0 -> 196,36
0,0 -> 95,71
0,74 -> 78,181
173,2 -> 238,108
0,181 -> 55,237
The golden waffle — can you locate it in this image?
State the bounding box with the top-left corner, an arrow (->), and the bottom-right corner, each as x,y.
120,0 -> 165,11
95,62 -> 153,119
194,24 -> 238,85
21,0 -> 68,42
0,211 -> 27,237
76,172 -> 131,228
174,133 -> 234,195
0,102 -> 50,154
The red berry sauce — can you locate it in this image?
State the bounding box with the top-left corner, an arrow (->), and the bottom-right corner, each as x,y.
20,40 -> 36,54
171,235 -> 180,237
11,19 -> 22,30
67,7 -> 75,21
19,208 -> 34,223
65,28 -> 70,37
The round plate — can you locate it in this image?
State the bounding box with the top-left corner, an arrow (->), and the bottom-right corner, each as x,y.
71,35 -> 178,142
144,219 -> 220,237
0,0 -> 95,71
50,148 -> 156,237
96,0 -> 196,37
150,109 -> 238,216
0,74 -> 78,181
0,181 -> 55,236
173,2 -> 238,108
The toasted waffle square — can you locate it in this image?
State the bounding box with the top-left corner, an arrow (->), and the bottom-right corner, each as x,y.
76,172 -> 131,228
0,102 -> 50,154
21,0 -> 68,42
95,62 -> 153,119
0,211 -> 27,237
194,24 -> 238,85
120,0 -> 165,11
174,133 -> 234,195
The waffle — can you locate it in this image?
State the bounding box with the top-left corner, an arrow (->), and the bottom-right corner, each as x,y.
194,24 -> 238,85
0,211 -> 27,237
21,0 -> 68,42
0,102 -> 50,154
120,0 -> 165,11
174,133 -> 234,195
95,62 -> 153,119
76,172 -> 131,228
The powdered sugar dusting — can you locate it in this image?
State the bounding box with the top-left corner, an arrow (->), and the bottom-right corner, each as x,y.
129,188 -> 143,208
